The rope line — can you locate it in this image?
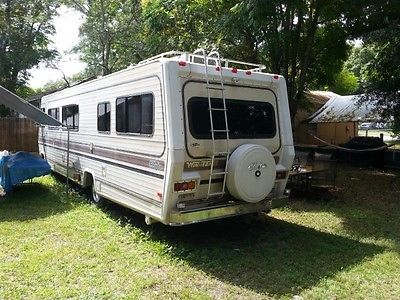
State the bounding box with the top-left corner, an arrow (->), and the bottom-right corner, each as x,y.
307,131 -> 396,153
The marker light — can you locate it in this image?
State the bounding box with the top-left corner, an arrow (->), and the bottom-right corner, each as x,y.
216,66 -> 221,71
178,61 -> 187,66
245,70 -> 252,75
231,68 -> 238,73
273,75 -> 279,80
174,180 -> 196,192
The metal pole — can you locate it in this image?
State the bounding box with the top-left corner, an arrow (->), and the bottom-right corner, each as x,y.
41,125 -> 47,159
66,127 -> 70,198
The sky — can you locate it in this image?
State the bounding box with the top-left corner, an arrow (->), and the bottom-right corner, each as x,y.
28,6 -> 86,89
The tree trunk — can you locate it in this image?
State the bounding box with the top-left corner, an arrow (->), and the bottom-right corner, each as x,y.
290,1 -> 321,120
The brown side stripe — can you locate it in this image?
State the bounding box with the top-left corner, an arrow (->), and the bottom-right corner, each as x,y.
39,138 -> 165,171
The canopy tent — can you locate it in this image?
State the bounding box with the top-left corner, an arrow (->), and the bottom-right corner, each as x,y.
0,86 -> 62,126
0,85 -> 71,194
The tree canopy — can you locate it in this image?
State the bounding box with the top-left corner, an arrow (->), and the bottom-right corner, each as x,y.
0,0 -> 59,92
1,0 -> 398,123
359,24 -> 400,132
0,0 -> 59,116
69,0 -> 142,76
140,0 -> 397,117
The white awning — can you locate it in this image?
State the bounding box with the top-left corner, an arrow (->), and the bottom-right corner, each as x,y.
0,86 -> 62,126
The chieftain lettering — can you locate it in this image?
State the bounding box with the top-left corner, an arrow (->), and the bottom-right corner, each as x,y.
185,160 -> 212,170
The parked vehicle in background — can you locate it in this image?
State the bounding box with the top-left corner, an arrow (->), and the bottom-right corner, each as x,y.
39,49 -> 294,225
359,122 -> 373,129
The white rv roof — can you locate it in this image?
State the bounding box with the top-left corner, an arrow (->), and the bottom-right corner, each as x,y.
43,50 -> 281,101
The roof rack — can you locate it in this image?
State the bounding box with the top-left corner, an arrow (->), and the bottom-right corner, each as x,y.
137,51 -> 184,65
137,49 -> 266,72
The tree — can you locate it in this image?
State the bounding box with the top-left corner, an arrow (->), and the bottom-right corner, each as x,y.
344,45 -> 375,84
141,0 -> 371,118
70,0 -> 142,76
143,0 -> 400,118
330,69 -> 359,95
140,0 -> 221,56
359,24 -> 400,132
0,0 -> 59,91
72,0 -> 397,119
35,69 -> 93,95
0,0 -> 59,116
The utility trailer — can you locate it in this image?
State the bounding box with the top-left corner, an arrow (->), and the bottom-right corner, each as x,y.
39,49 -> 294,225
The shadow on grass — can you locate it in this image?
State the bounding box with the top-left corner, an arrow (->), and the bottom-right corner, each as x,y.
0,178 -> 77,222
286,166 -> 400,248
0,169 -> 388,296
104,204 -> 383,296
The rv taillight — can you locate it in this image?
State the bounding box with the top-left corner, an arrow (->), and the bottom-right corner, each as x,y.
245,70 -> 252,75
276,171 -> 288,180
174,180 -> 196,192
231,68 -> 238,73
178,61 -> 187,66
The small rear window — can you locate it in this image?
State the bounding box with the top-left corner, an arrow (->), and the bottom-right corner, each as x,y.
187,97 -> 276,139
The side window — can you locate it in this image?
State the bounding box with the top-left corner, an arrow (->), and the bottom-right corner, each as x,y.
116,93 -> 154,135
47,108 -> 59,120
97,102 -> 111,132
62,105 -> 79,130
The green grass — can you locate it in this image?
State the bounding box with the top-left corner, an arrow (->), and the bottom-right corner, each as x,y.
0,166 -> 399,299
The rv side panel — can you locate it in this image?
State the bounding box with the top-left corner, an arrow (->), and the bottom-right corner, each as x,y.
40,62 -> 167,221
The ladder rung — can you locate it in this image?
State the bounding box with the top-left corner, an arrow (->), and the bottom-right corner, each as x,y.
208,192 -> 225,197
211,129 -> 229,132
206,87 -> 225,90
210,171 -> 228,176
214,151 -> 230,156
209,108 -> 227,111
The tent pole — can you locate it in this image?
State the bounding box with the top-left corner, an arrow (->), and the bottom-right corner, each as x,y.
66,127 -> 70,198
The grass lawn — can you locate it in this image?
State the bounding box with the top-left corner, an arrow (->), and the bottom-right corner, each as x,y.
0,166 -> 399,299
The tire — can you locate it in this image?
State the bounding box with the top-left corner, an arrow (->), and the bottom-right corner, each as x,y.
90,180 -> 106,206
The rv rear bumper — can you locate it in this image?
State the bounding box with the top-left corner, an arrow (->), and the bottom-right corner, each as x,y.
168,200 -> 271,226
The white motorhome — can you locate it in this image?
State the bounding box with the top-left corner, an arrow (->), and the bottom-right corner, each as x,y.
39,50 -> 294,225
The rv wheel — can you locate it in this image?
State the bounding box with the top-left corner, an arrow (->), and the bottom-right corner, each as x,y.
91,182 -> 106,206
226,144 -> 276,203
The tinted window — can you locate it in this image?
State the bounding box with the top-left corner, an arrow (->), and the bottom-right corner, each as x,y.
97,102 -> 111,132
116,94 -> 154,135
188,97 -> 276,139
48,108 -> 59,120
62,105 -> 79,130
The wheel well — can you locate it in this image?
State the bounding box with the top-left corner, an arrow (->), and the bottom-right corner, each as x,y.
83,172 -> 94,188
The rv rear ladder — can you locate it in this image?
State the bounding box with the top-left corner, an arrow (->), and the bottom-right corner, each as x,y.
194,49 -> 231,198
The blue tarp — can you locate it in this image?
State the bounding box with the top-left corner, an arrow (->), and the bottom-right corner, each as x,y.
0,152 -> 51,192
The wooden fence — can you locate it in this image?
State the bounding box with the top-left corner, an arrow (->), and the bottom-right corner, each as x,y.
0,118 -> 38,152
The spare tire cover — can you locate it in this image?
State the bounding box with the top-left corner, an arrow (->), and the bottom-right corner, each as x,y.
226,144 -> 276,203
